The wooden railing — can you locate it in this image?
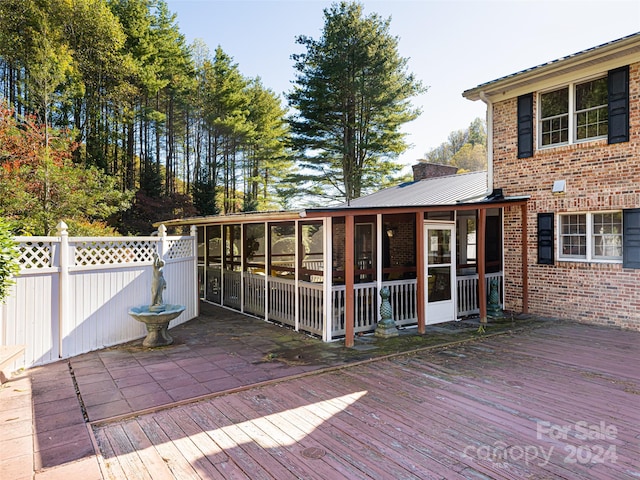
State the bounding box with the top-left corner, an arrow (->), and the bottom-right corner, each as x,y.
223,270 -> 242,310
385,279 -> 418,326
330,279 -> 418,337
457,272 -> 503,317
299,282 -> 323,336
268,276 -> 295,327
243,272 -> 265,317
215,270 -> 502,339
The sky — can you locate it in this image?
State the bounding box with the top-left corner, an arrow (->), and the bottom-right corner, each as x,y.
165,0 -> 640,172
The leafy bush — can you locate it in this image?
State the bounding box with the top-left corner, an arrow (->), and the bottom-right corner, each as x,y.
0,218 -> 20,303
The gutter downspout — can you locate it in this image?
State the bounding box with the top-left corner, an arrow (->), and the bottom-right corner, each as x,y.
480,91 -> 494,194
456,90 -> 494,203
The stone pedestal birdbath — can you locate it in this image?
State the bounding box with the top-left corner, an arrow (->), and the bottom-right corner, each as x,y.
129,253 -> 185,347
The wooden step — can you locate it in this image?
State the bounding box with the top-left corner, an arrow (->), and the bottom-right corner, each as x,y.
0,345 -> 25,383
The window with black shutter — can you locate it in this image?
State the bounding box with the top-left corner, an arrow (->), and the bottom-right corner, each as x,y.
623,208 -> 640,268
517,93 -> 534,158
537,213 -> 554,264
608,66 -> 629,144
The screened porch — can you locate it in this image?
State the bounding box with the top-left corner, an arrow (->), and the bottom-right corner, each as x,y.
195,209 -> 504,342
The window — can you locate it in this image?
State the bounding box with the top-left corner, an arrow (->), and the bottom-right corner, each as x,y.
539,76 -> 607,148
559,212 -> 622,261
593,212 -> 622,259
575,77 -> 608,140
540,87 -> 569,146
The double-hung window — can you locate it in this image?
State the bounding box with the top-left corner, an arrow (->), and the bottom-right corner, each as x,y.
539,76 -> 608,148
559,212 -> 622,261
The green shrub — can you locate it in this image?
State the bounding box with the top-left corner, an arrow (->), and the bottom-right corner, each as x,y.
0,218 -> 20,303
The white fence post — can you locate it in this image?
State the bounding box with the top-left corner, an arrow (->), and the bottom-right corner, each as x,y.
56,221 -> 69,358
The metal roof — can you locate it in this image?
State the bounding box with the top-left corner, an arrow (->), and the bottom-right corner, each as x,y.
155,171 -> 525,228
329,171 -> 489,209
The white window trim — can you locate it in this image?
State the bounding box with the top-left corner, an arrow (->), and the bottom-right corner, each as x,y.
557,211 -> 623,264
538,74 -> 608,150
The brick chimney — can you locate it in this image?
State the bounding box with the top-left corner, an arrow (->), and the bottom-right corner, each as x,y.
412,162 -> 458,181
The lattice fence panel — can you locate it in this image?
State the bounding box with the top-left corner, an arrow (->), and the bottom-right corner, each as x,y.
165,238 -> 193,260
74,240 -> 157,266
18,242 -> 52,269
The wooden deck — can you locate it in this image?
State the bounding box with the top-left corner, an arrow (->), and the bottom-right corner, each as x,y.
92,322 -> 640,479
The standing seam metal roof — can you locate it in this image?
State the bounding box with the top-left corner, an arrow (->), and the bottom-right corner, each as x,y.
334,171 -> 488,208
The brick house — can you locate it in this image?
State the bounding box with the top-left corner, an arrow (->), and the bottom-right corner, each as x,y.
463,32 -> 640,330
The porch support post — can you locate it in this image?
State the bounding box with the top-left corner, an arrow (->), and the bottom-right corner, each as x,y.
265,222 -> 270,322
376,214 -> 383,316
220,225 -> 225,306
240,224 -> 244,313
294,220 -> 300,331
521,203 -> 529,313
478,208 -> 488,326
323,217 -> 332,341
345,214 -> 355,347
203,226 -> 208,301
415,212 -> 426,334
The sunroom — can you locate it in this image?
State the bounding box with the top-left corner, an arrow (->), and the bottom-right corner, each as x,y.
160,170 -> 529,346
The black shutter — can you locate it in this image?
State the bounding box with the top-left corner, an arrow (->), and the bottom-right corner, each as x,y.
623,208 -> 640,269
538,213 -> 554,265
608,66 -> 629,144
517,93 -> 534,158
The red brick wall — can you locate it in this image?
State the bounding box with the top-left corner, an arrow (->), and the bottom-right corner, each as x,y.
387,221 -> 416,267
494,62 -> 640,330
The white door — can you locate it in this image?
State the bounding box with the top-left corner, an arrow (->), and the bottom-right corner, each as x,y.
424,223 -> 456,324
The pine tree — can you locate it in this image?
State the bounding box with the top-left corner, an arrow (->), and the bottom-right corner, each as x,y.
288,1 -> 425,203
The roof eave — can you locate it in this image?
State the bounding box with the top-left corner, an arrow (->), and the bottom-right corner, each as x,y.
153,210 -> 305,228
463,32 -> 640,102
304,196 -> 529,217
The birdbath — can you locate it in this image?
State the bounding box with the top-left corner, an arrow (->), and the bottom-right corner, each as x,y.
128,252 -> 185,347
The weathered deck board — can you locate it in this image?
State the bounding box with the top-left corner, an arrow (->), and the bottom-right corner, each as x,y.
94,323 -> 640,479
135,416 -> 201,479
221,392 -> 355,479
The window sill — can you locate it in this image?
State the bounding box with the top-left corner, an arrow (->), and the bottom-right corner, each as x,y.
537,136 -> 608,152
557,257 -> 622,265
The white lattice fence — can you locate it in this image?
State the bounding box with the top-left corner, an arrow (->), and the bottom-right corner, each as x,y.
73,239 -> 156,266
0,224 -> 198,372
165,238 -> 193,260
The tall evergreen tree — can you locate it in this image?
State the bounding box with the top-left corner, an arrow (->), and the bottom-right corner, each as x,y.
243,78 -> 291,212
203,47 -> 249,214
288,1 -> 424,204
